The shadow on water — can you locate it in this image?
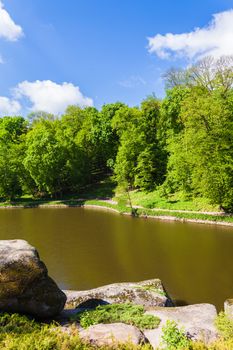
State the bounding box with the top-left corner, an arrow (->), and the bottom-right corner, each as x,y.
173,300 -> 189,307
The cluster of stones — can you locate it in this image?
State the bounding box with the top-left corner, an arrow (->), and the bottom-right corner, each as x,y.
0,239 -> 231,349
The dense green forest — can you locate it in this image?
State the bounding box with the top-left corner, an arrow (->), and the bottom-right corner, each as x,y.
1,56 -> 233,211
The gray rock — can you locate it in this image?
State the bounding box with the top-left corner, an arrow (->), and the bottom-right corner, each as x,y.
224,299 -> 233,319
64,279 -> 170,310
79,323 -> 146,346
143,304 -> 218,349
0,239 -> 66,318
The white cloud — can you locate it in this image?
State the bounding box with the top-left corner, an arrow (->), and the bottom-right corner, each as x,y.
0,97 -> 21,116
0,1 -> 23,41
148,10 -> 233,60
14,80 -> 93,114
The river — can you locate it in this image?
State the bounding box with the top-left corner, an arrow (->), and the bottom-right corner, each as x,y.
0,207 -> 233,310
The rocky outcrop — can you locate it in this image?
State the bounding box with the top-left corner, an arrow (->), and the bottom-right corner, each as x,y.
64,279 -> 170,310
79,323 -> 146,346
0,239 -> 66,318
143,304 -> 218,348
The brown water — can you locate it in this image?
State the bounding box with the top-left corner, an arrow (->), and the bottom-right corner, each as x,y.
0,207 -> 233,310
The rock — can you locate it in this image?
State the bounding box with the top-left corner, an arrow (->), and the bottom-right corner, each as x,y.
64,279 -> 170,310
79,323 -> 146,346
143,304 -> 218,349
224,299 -> 233,319
0,239 -> 66,318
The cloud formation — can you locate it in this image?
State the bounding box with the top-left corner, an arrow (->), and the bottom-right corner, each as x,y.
0,1 -> 23,41
0,97 -> 21,116
148,10 -> 233,60
14,80 -> 93,114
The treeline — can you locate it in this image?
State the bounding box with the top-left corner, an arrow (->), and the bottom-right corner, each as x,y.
1,56 -> 233,210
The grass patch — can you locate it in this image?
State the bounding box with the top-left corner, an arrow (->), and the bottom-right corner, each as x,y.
136,207 -> 233,223
0,312 -> 151,350
127,190 -> 220,212
72,303 -> 160,331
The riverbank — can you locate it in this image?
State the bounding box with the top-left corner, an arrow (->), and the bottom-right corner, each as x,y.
0,197 -> 233,227
1,238 -> 233,350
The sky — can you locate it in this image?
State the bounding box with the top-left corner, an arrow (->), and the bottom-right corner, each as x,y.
0,0 -> 233,116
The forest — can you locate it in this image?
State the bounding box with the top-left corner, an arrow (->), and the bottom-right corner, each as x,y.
1,56 -> 233,211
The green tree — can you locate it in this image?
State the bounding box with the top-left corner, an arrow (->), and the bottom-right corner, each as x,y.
0,116 -> 28,199
23,120 -> 67,196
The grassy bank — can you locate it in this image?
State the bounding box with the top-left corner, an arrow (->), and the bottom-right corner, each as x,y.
0,179 -> 233,226
83,200 -> 233,225
128,189 -> 220,212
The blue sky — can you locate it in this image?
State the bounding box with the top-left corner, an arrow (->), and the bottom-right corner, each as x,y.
0,0 -> 233,115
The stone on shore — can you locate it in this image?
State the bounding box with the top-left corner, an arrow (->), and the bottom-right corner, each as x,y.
143,304 -> 218,348
64,279 -> 170,310
0,239 -> 66,318
224,299 -> 233,319
79,323 -> 146,346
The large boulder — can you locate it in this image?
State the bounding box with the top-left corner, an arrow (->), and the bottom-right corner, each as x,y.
79,323 -> 146,346
0,239 -> 66,318
64,279 -> 170,310
143,304 -> 218,348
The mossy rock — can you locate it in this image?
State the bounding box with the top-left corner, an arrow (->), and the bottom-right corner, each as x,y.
0,240 -> 66,318
64,278 -> 171,310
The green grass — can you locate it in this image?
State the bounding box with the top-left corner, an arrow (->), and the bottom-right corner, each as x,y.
1,178 -> 233,224
127,189 -> 220,212
0,312 -> 151,350
2,311 -> 233,350
72,303 -> 161,331
84,200 -> 233,224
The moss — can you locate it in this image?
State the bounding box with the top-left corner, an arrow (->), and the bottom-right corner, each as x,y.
71,303 -> 161,330
134,285 -> 166,297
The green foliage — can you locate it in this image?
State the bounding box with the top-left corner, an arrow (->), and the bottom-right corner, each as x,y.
23,119 -> 68,196
73,303 -> 160,330
161,320 -> 191,350
113,96 -> 165,191
215,312 -> 233,340
0,312 -> 151,350
0,56 -> 233,208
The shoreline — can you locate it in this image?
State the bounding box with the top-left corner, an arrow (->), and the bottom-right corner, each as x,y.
1,200 -> 233,227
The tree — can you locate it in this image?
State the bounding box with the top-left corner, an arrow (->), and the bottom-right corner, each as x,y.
113,97 -> 165,191
23,119 -> 67,196
0,116 -> 28,199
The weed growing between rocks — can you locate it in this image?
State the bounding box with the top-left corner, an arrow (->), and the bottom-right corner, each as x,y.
73,303 -> 161,330
161,320 -> 191,349
215,311 -> 233,340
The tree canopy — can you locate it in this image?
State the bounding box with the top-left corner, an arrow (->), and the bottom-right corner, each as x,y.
0,56 -> 233,210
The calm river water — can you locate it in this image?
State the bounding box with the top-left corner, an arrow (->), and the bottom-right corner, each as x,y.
0,207 -> 233,310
